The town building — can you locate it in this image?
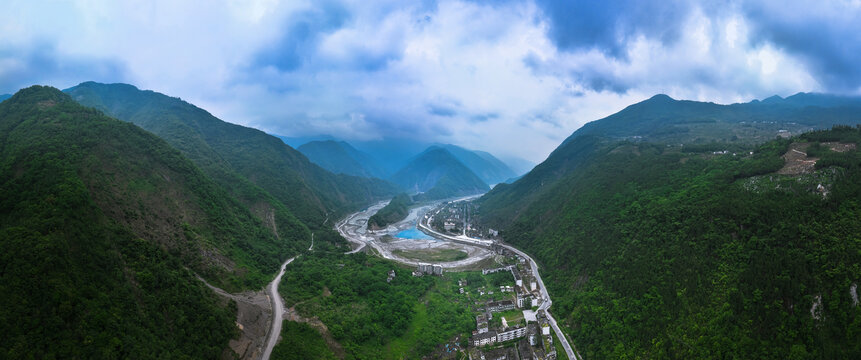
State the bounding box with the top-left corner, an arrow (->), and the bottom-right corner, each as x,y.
518,338 -> 536,360
471,330 -> 497,347
511,268 -> 523,287
486,300 -> 515,313
415,263 -> 444,276
527,323 -> 539,346
476,314 -> 489,334
479,346 -> 518,360
517,294 -> 532,309
541,323 -> 551,336
482,265 -> 514,275
497,326 -> 528,342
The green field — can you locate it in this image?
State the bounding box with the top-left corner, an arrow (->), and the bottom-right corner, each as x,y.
393,248 -> 468,262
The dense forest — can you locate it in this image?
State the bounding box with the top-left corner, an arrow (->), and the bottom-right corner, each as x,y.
480,126 -> 861,358
368,193 -> 413,229
0,86 -> 244,357
271,321 -> 338,360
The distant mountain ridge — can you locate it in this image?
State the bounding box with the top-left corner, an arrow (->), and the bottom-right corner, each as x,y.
390,147 -> 489,200
298,140 -> 387,179
430,144 -> 518,185
286,134 -> 521,184
559,92 -> 861,151
484,92 -> 861,223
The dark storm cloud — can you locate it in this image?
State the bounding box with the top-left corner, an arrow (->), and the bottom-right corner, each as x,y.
470,112 -> 498,122
0,42 -> 127,94
253,2 -> 350,72
741,1 -> 861,92
532,0 -> 694,57
428,103 -> 458,117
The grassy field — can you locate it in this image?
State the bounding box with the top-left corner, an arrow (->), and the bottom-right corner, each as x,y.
393,248 -> 468,262
492,309 -> 525,328
384,301 -> 428,359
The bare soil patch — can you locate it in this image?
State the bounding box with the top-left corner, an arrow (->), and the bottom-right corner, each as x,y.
823,142 -> 857,152
778,143 -> 818,175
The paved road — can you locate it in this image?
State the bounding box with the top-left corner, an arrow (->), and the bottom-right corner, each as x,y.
260,256 -> 296,360
496,243 -> 580,360
417,204 -> 582,360
336,195 -> 581,359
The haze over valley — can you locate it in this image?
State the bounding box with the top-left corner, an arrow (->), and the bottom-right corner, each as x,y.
3,1 -> 861,359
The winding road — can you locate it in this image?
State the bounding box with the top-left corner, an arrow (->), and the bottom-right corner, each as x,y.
416,207 -> 581,360
260,256 -> 295,360
260,234 -> 315,360
336,195 -> 581,360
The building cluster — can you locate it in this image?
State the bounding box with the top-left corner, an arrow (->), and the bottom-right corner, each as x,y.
469,262 -> 556,359
412,263 -> 443,276
387,269 -> 396,283
469,310 -> 557,359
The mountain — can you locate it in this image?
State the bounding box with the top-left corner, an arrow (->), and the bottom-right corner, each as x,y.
298,140 -> 387,179
560,93 -> 861,148
367,193 -> 413,230
65,82 -> 399,230
0,86 -> 297,357
390,147 -> 489,200
481,93 -> 861,222
499,155 -> 536,176
432,144 -> 517,185
276,134 -> 337,148
477,93 -> 861,358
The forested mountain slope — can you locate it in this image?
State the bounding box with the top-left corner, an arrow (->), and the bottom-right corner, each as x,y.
298,140 -> 387,179
65,82 -> 399,228
432,144 -> 518,185
390,147 -> 489,200
480,93 -> 861,224
0,86 -> 282,358
367,193 -> 413,230
479,126 -> 861,358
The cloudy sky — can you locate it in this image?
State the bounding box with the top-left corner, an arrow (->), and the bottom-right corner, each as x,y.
2,0 -> 860,162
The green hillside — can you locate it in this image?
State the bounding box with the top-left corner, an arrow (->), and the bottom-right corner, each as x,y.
433,144 -> 517,185
298,140 -> 388,179
478,126 -> 861,358
391,147 -> 489,200
65,82 -> 399,229
480,93 -> 861,224
368,193 -> 413,230
0,86 -> 277,357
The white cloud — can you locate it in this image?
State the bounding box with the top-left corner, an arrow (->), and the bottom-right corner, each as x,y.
1,0 -> 854,163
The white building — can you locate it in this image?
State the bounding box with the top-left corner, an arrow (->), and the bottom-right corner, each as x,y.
472,331 -> 497,347
497,326 -> 528,342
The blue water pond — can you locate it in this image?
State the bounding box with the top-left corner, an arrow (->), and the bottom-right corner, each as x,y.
395,227 -> 435,240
